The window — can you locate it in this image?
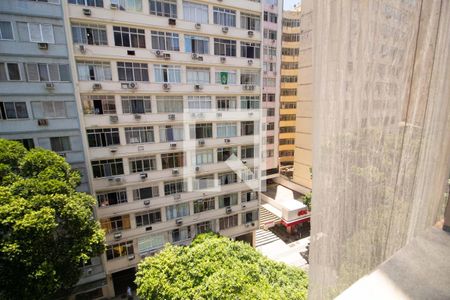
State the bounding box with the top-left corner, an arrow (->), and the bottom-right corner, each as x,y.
135,209 -> 161,227
26,63 -> 70,82
241,72 -> 259,85
154,64 -> 181,83
192,149 -> 213,166
266,108 -> 275,117
72,23 -> 107,45
171,226 -> 191,242
149,0 -> 177,18
263,62 -> 276,72
106,241 -> 133,260
183,2 -> 208,24
241,121 -> 257,135
280,138 -> 295,145
193,197 -> 215,213
0,102 -> 28,119
242,167 -> 258,180
242,210 -> 258,224
263,11 -> 278,23
133,185 -> 159,200
166,202 -> 190,220
213,7 -> 236,27
160,125 -> 184,142
86,128 -> 120,148
14,138 -> 35,150
76,61 -> 112,81
265,122 -> 275,130
156,96 -> 183,113
241,42 -> 260,59
151,31 -> 179,51
0,63 -> 21,81
28,0 -> 60,3
218,193 -> 238,208
91,159 -> 124,178
283,33 -> 300,42
187,96 -> 212,112
138,233 -> 165,254
263,77 -> 276,87
281,89 -> 297,96
129,156 -> 157,173
164,179 -> 187,195
280,126 -> 296,133
184,35 -> 209,54
196,221 -> 213,234
50,136 -> 71,152
124,126 -> 154,144
161,152 -> 184,169
112,0 -> 142,11
281,48 -> 299,56
283,18 -> 300,27
219,214 -> 238,230
113,26 -> 145,48
241,145 -> 255,159
280,114 -> 296,121
97,190 -> 127,207
263,93 -> 275,102
81,95 -> 116,114
281,75 -> 298,82
264,46 -> 276,57
280,150 -> 295,157
68,0 -> 103,7
215,70 -> 237,85
263,29 -> 277,40
214,38 -> 236,57
265,136 -> 274,144
217,147 -> 237,162
117,62 -> 149,82
122,96 -> 151,114
242,191 -> 258,202
194,174 -> 215,190
31,101 -> 66,118
240,13 -> 260,31
0,21 -> 13,40
265,149 -> 274,158
186,67 -> 210,84
281,102 -> 297,109
281,62 -> 299,69
216,122 -> 237,138
100,215 -> 131,233
189,123 -> 212,139
216,97 -> 237,111
28,23 -> 54,43
219,172 -> 237,185
240,96 -> 260,109
265,0 -> 278,5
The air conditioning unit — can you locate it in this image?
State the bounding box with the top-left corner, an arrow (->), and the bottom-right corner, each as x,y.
170,142 -> 177,148
242,160 -> 247,164
115,177 -> 122,183
110,147 -> 118,153
155,50 -> 164,57
195,23 -> 201,29
241,203 -> 247,209
224,138 -> 230,143
271,4 -> 275,9
45,82 -> 55,90
168,18 -> 176,25
226,207 -> 232,214
194,84 -> 202,90
140,173 -> 148,179
198,139 -> 205,146
248,30 -> 254,37
79,44 -> 86,53
110,115 -> 119,123
110,3 -> 118,9
216,112 -> 222,117
222,27 -> 229,33
172,169 -> 179,175
195,166 -> 200,172
134,114 -> 141,120
114,232 -> 122,240
191,53 -> 198,60
271,39 -> 276,44
82,8 -> 91,16
220,57 -> 226,63
197,56 -> 203,61
86,268 -> 93,275
163,53 -> 171,60
37,119 -> 48,126
128,82 -> 138,89
176,218 -> 183,226
248,111 -> 253,116
143,200 -> 150,205
173,194 -> 181,200
92,83 -> 102,90
127,254 -> 135,260
248,60 -> 253,66
168,114 -> 176,120
163,83 -> 171,91
243,85 -> 255,91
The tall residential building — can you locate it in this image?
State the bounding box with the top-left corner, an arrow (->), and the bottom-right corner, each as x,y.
62,0 -> 264,297
279,9 -> 301,168
293,0 -> 312,189
0,0 -> 89,192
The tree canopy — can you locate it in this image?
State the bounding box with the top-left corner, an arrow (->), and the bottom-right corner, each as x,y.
0,139 -> 104,299
136,233 -> 308,300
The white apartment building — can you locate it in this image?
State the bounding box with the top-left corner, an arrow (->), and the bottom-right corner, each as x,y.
61,0 -> 274,297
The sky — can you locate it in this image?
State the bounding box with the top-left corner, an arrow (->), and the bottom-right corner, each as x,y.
283,0 -> 301,10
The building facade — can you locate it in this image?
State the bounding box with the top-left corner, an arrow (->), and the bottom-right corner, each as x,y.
279,8 -> 300,168
62,0 -> 265,297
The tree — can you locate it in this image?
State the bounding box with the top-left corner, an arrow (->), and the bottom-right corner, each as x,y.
0,139 -> 104,300
136,233 -> 308,300
302,192 -> 312,211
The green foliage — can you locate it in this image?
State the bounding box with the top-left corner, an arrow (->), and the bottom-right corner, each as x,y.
136,233 -> 308,300
0,139 -> 104,300
302,192 -> 312,211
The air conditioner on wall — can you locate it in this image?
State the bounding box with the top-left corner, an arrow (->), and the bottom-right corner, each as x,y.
168,114 -> 176,120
